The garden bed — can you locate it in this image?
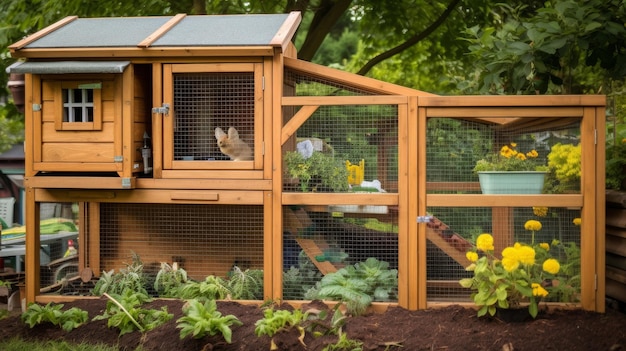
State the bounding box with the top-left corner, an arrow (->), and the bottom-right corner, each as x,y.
0,298 -> 625,351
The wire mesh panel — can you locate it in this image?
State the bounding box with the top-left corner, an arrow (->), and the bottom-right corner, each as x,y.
283,206 -> 398,302
98,203 -> 264,283
172,71 -> 255,161
426,117 -> 582,194
425,206 -> 582,304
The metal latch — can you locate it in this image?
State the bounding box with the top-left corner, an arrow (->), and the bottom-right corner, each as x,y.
152,103 -> 170,115
114,155 -> 124,162
416,215 -> 433,223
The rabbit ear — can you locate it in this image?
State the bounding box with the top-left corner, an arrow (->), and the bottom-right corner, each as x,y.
215,127 -> 225,139
227,127 -> 239,139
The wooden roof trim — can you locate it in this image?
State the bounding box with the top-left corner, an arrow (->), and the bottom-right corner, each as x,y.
269,11 -> 301,52
419,95 -> 606,107
284,56 -> 436,97
137,13 -> 187,48
9,46 -> 276,59
9,16 -> 78,52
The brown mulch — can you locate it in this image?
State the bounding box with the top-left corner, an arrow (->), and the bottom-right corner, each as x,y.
1,298 -> 625,351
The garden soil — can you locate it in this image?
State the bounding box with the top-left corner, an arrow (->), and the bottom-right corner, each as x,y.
1,298 -> 625,351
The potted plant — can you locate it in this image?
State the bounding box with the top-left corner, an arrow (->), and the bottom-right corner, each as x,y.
473,142 -> 548,194
459,221 -> 567,320
284,150 -> 349,192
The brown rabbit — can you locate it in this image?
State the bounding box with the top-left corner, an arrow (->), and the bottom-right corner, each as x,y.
214,127 -> 253,161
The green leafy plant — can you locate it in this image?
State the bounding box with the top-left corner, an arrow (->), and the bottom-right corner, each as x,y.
305,258 -> 398,316
154,262 -> 189,297
178,275 -> 231,300
285,150 -> 349,192
21,302 -> 88,332
255,307 -> 309,350
473,142 -> 546,172
459,222 -> 577,319
92,252 -> 149,296
545,143 -> 581,192
322,330 -> 364,351
92,290 -> 173,336
176,299 -> 242,342
606,138 -> 626,190
227,266 -> 263,300
283,251 -> 323,300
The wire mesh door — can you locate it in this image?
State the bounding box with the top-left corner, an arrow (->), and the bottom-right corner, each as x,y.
162,63 -> 262,170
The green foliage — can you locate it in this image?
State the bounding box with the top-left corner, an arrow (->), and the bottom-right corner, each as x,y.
283,251 -> 323,300
606,139 -> 626,190
306,258 -> 398,316
322,330 -> 364,351
460,1 -> 626,95
93,291 -> 172,336
227,266 -> 263,300
0,105 -> 24,153
285,151 -> 349,192
255,307 -> 308,349
178,275 -> 231,300
21,302 -> 88,332
92,253 -> 149,296
176,299 -> 242,342
153,262 -> 189,297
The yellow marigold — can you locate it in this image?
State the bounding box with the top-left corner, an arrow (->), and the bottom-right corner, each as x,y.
539,242 -> 550,251
500,145 -> 517,158
524,220 -> 542,231
533,206 -> 548,217
516,153 -> 527,161
510,142 -> 517,147
526,149 -> 539,158
532,283 -> 549,297
466,251 -> 478,262
573,218 -> 582,226
543,258 -> 560,274
501,256 -> 519,272
517,245 -> 536,265
476,233 -> 494,252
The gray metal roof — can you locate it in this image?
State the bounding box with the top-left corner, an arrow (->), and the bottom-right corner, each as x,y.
10,61 -> 130,74
22,13 -> 295,49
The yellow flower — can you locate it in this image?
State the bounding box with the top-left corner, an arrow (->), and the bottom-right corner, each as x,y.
533,206 -> 548,217
476,233 -> 494,252
501,256 -> 519,272
539,242 -> 550,251
573,218 -> 582,226
524,220 -> 542,231
526,149 -> 539,158
466,251 -> 478,262
532,283 -> 549,297
543,258 -> 560,274
510,142 -> 517,147
516,153 -> 527,161
517,245 -> 536,265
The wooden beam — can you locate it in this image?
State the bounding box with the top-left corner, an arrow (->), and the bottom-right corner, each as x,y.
9,16 -> 78,51
137,14 -> 186,48
269,11 -> 302,52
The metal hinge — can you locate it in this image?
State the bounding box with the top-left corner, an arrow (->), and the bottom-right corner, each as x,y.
121,178 -> 132,189
262,76 -> 265,90
416,215 -> 433,223
32,104 -> 42,111
152,103 -> 170,115
114,155 -> 124,162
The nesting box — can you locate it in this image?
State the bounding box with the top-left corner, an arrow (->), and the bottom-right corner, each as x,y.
9,13 -> 606,313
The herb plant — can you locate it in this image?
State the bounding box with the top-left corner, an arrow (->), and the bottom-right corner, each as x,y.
21,302 -> 88,332
154,262 -> 189,297
255,307 -> 309,350
178,275 -> 231,300
227,266 -> 263,300
93,291 -> 173,336
176,299 -> 242,342
92,252 -> 149,296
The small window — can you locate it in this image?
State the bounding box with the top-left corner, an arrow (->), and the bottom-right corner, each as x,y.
55,81 -> 102,130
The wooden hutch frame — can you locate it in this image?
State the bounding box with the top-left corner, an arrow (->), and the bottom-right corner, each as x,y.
9,13 -> 605,312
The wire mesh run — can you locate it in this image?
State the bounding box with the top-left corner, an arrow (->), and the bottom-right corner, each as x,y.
426,118 -> 582,194
98,203 -> 264,284
425,206 -> 582,303
283,206 -> 399,302
173,72 -> 255,161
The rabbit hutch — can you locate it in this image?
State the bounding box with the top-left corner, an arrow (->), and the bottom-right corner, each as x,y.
7,12 -> 606,313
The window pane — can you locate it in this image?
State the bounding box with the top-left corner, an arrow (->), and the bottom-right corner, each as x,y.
72,89 -> 82,102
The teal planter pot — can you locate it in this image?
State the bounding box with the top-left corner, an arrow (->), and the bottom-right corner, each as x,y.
477,171 -> 547,194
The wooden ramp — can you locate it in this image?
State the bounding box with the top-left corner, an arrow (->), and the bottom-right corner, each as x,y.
425,217 -> 472,267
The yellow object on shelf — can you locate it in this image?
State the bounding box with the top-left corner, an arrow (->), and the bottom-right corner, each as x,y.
346,159 -> 364,185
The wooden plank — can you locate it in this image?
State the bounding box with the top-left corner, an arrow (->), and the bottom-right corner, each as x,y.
42,122 -> 115,142
41,142 -> 115,163
26,177 -> 134,189
419,95 -> 606,107
425,228 -> 470,267
282,95 -> 407,106
606,234 -> 626,257
281,105 -> 319,145
425,107 -> 583,118
607,208 -> 626,228
283,192 -> 398,206
10,46 -> 275,59
137,13 -> 186,48
606,266 -> 626,285
427,194 -> 583,207
269,11 -> 302,52
33,162 -> 121,172
135,178 -> 272,190
294,238 -> 338,275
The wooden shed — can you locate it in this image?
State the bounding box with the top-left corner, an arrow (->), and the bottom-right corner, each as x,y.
8,12 -> 605,312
